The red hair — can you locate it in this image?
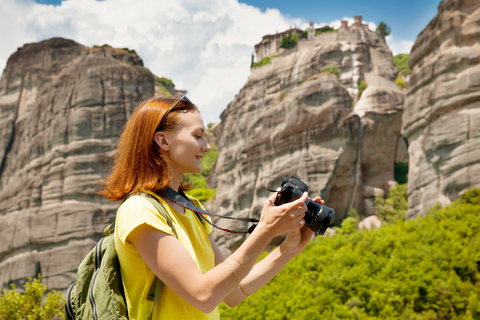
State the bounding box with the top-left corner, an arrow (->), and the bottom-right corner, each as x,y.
98,96 -> 198,201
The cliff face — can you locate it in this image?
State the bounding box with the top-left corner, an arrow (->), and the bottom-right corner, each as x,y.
211,27 -> 405,253
0,38 -> 154,290
402,0 -> 480,218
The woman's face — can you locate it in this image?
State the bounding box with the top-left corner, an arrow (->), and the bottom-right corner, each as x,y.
157,110 -> 211,176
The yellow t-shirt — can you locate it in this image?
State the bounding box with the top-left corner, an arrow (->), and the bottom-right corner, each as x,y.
114,191 -> 220,320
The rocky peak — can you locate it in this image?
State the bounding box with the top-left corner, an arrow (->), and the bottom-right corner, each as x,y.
0,37 -> 153,291
212,21 -> 405,254
402,0 -> 480,218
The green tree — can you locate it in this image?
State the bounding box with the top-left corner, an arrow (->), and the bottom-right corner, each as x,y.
376,22 -> 391,37
220,187 -> 480,319
315,26 -> 335,35
279,32 -> 299,49
0,276 -> 65,319
393,54 -> 411,77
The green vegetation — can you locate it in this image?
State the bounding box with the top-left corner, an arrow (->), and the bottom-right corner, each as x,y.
252,57 -> 272,68
156,77 -> 175,88
122,47 -> 136,54
0,276 -> 65,319
93,44 -> 112,48
279,32 -> 299,50
376,22 -> 391,37
320,64 -> 341,79
316,26 -> 336,35
251,54 -> 282,69
51,60 -> 59,68
396,77 -> 407,89
184,140 -> 219,203
220,186 -> 480,319
303,26 -> 336,38
157,86 -> 172,97
393,54 -> 411,77
374,183 -> 408,224
393,54 -> 411,89
358,80 -> 368,99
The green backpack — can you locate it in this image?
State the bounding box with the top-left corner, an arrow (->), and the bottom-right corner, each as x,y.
65,191 -> 178,320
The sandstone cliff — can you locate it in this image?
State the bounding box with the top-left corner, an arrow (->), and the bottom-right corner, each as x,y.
402,0 -> 480,218
0,38 -> 155,291
211,26 -> 406,253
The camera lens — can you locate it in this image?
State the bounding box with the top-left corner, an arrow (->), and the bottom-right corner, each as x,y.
304,200 -> 335,235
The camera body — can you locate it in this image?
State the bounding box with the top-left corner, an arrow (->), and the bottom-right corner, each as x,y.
274,176 -> 335,235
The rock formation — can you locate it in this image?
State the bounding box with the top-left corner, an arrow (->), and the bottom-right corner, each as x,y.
0,38 -> 155,291
402,0 -> 480,218
211,23 -> 406,253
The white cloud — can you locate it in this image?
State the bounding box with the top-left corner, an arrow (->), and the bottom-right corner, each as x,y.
386,34 -> 414,55
0,1 -> 412,123
0,0 -> 300,124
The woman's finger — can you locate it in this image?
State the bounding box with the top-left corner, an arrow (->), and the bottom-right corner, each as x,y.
312,196 -> 325,205
287,192 -> 308,211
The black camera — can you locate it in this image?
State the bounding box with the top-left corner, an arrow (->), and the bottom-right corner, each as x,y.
274,176 -> 335,235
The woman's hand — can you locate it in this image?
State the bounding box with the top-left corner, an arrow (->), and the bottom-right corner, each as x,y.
255,191 -> 309,238
280,196 -> 324,256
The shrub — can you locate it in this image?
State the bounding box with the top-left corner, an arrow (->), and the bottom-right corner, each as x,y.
156,85 -> 172,97
396,77 -> 406,89
93,44 -> 112,48
220,187 -> 480,319
373,183 -> 408,223
0,276 -> 65,319
320,64 -> 341,78
156,77 -> 175,88
393,54 -> 411,77
251,53 -> 282,69
122,47 -> 136,54
358,80 -> 367,99
251,56 -> 272,68
51,60 -> 59,68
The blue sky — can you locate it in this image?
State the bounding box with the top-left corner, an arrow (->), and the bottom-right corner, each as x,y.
238,0 -> 442,42
1,0 -> 443,123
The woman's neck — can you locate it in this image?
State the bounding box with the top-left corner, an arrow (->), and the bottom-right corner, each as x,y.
168,173 -> 183,192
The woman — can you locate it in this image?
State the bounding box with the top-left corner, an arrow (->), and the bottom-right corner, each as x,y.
99,95 -> 324,319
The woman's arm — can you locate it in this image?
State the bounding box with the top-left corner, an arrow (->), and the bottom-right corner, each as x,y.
130,192 -> 309,313
220,196 -> 323,307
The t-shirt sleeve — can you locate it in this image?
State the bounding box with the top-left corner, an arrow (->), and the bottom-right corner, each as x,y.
116,195 -> 175,247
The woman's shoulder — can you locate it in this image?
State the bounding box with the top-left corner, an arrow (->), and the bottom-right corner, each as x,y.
119,192 -> 157,212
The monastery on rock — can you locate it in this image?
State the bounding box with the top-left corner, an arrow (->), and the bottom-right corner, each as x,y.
254,15 -> 383,61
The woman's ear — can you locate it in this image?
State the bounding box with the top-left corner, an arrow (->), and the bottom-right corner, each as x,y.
154,132 -> 170,151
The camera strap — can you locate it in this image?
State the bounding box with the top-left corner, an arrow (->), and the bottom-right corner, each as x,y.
157,187 -> 259,234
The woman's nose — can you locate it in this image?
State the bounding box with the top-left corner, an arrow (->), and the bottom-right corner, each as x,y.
202,140 -> 211,152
